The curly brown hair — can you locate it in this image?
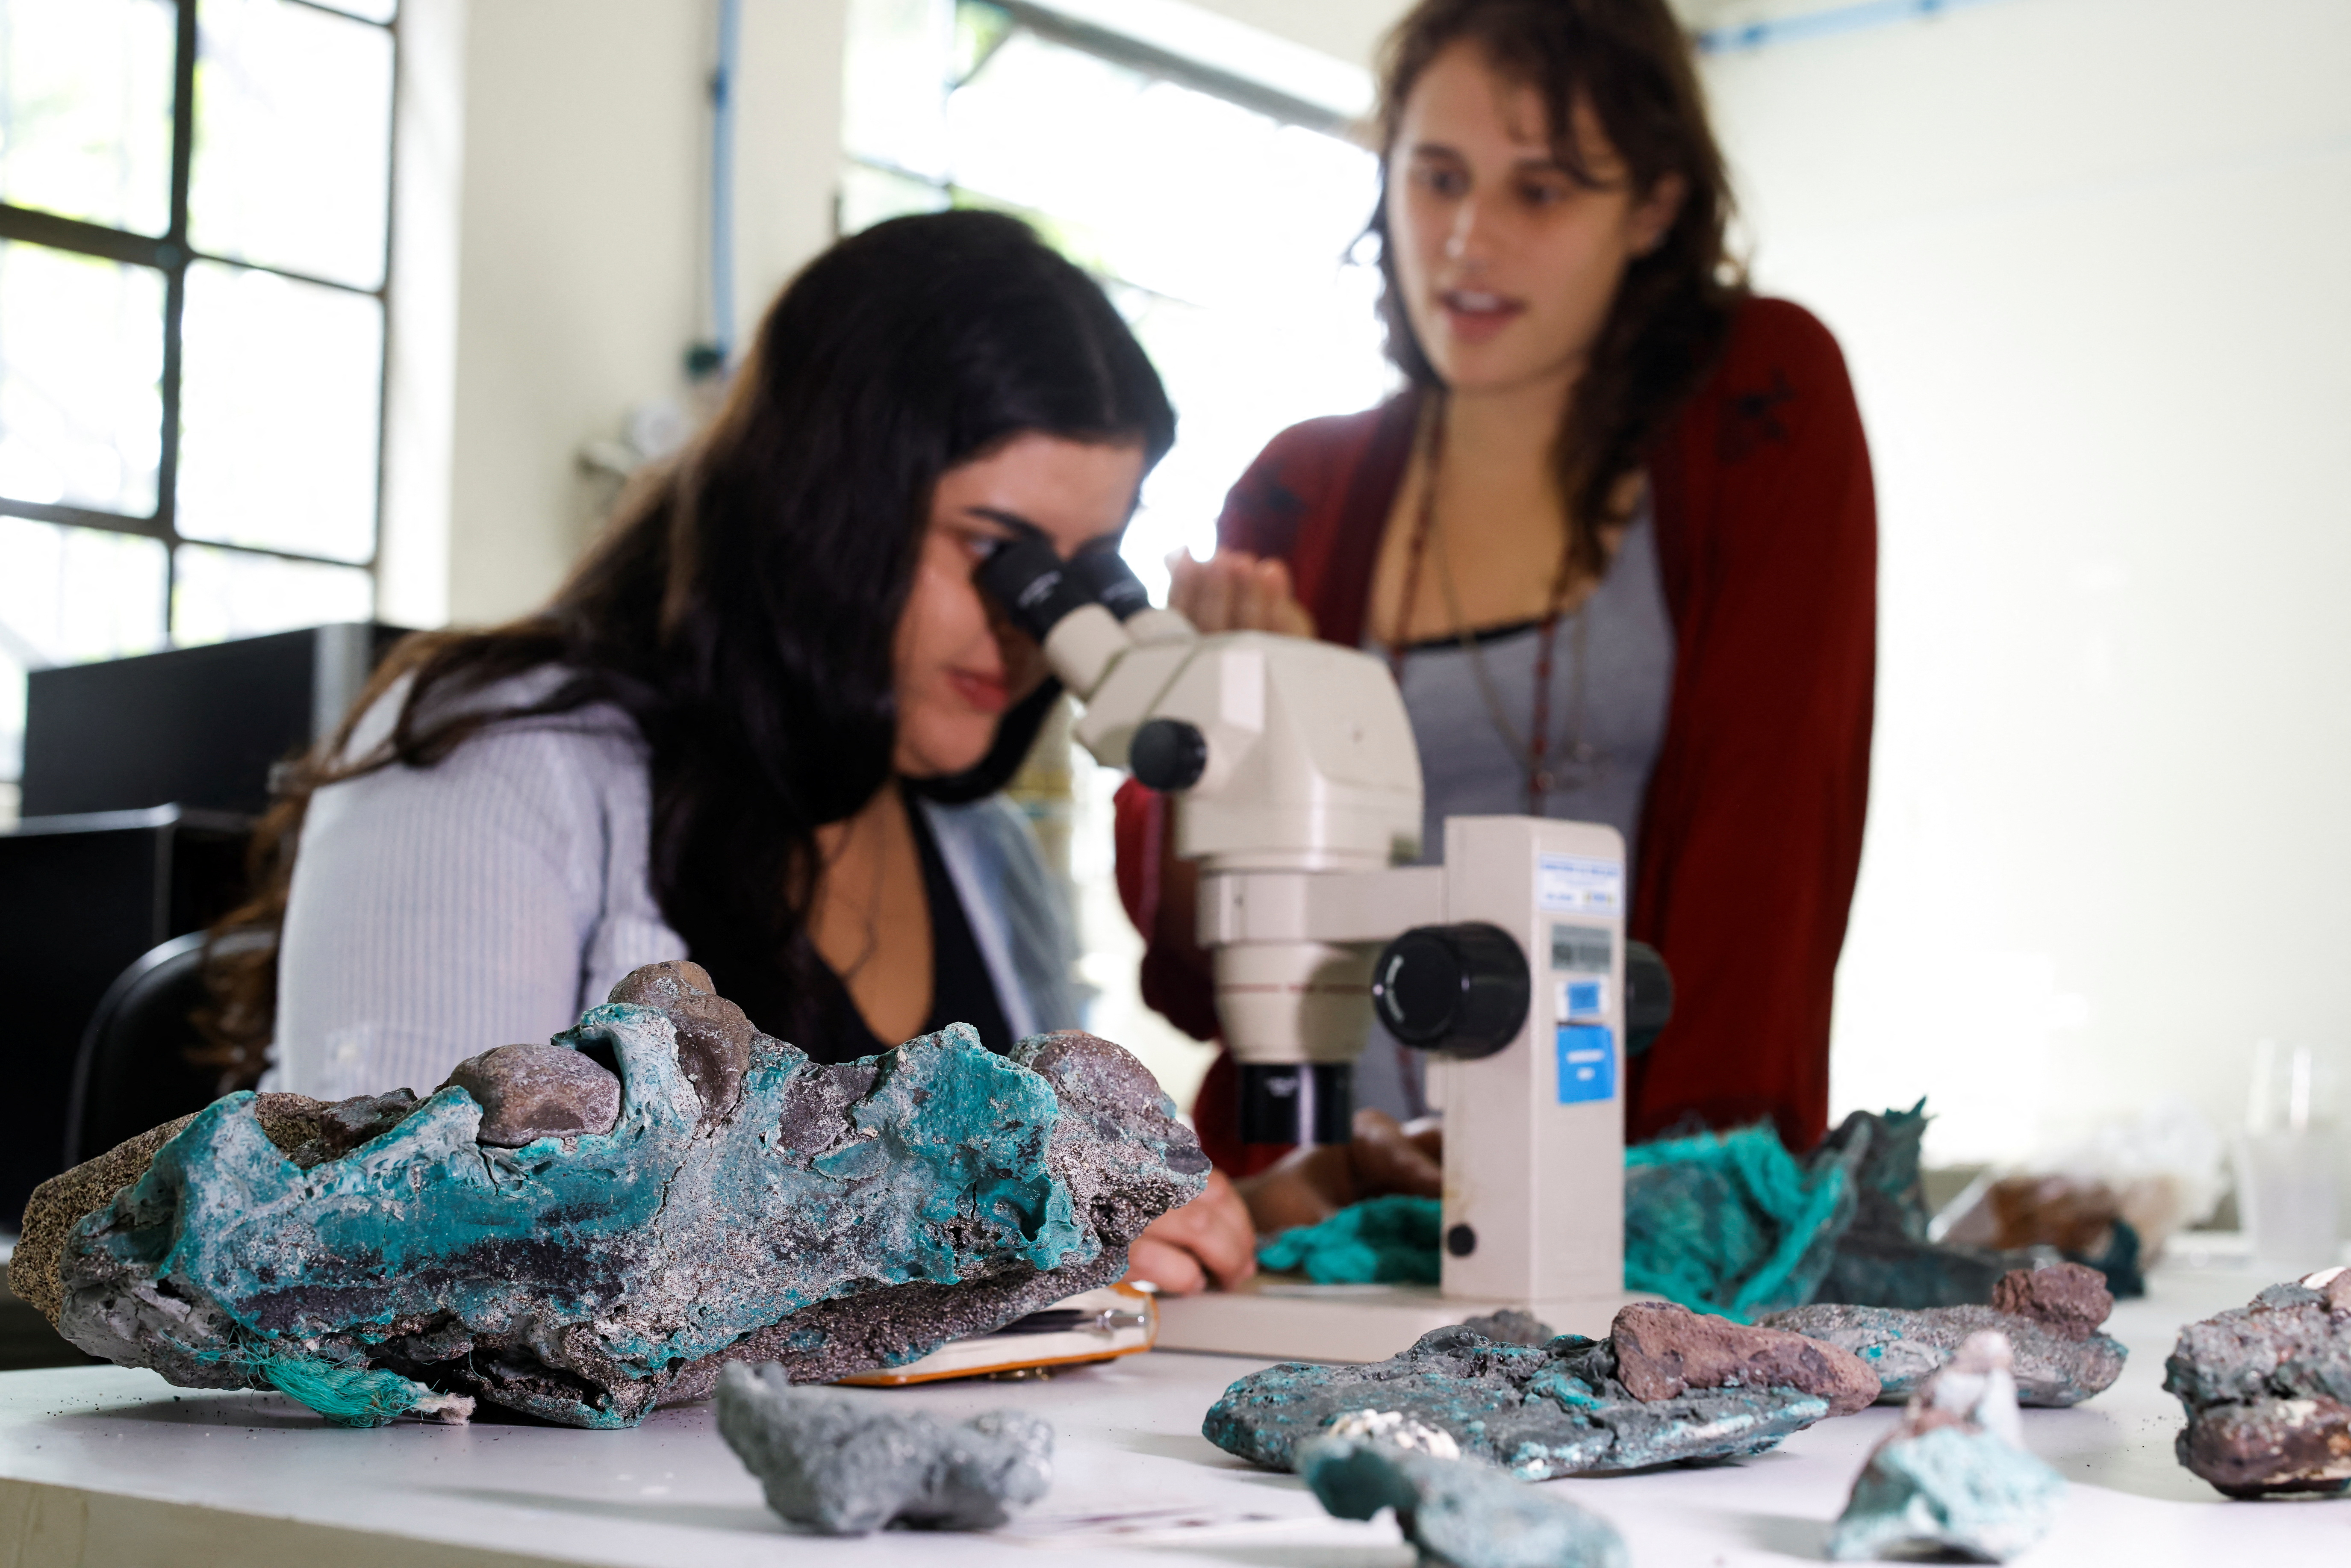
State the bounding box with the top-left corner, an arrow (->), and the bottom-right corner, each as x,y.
1371,0 -> 1746,576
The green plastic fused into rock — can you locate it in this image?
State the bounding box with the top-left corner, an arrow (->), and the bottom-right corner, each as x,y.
1829,1331 -> 2065,1562
1205,1303 -> 1873,1479
716,1364 -> 1051,1534
2164,1265 -> 2351,1498
30,962 -> 1207,1428
1299,1436 -> 1626,1568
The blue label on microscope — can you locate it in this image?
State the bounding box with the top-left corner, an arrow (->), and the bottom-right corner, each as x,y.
1556,1025 -> 1616,1104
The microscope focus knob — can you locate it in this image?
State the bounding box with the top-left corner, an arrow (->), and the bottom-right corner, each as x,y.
1130,718 -> 1208,792
1371,922 -> 1529,1060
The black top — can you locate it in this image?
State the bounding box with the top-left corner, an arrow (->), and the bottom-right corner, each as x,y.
798,795 -> 1014,1065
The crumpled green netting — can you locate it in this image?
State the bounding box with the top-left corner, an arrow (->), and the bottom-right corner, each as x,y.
1254,1122 -> 1864,1320
1257,1194 -> 1443,1285
1621,1123 -> 1857,1320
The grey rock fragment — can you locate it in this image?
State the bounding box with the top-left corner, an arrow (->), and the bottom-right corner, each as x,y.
1830,1332 -> 2065,1562
440,1043 -> 621,1147
2164,1266 -> 2351,1498
1765,1264 -> 2126,1406
284,1091 -> 422,1168
1298,1436 -> 1626,1568
1205,1312 -> 1849,1479
1457,1309 -> 1556,1347
715,1363 -> 1051,1534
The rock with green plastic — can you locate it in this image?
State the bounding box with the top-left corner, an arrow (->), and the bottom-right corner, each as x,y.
38,961 -> 1206,1428
1205,1312 -> 1853,1479
1298,1436 -> 1626,1568
1828,1330 -> 2065,1561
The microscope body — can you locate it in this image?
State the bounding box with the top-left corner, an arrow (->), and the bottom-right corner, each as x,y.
1036,594 -> 1627,1309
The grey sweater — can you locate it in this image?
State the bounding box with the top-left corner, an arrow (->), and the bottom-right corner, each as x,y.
273,679 -> 1079,1100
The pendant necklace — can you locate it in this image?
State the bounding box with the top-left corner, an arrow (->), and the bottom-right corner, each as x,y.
1388,394 -> 1599,815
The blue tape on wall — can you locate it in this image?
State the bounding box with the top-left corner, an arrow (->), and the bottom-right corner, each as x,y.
1696,0 -> 2014,56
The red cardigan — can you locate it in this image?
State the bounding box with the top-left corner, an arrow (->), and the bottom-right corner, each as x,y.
1116,297 -> 1877,1166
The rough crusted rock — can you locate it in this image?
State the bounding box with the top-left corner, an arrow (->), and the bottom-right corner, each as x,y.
1611,1300 -> 1878,1417
1764,1265 -> 2127,1407
37,966 -> 1206,1428
14,1088 -> 424,1320
1991,1261 -> 2113,1341
1204,1314 -> 1853,1480
2164,1267 -> 2351,1498
440,1045 -> 620,1147
1829,1332 -> 2064,1562
715,1365 -> 1050,1534
1299,1436 -> 1627,1568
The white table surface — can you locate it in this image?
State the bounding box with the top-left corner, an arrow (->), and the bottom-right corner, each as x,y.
0,1263 -> 2341,1567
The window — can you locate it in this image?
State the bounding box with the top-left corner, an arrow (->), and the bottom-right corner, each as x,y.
0,0 -> 395,787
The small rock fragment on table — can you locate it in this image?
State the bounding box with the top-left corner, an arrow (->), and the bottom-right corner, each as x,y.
716,1363 -> 1052,1534
1205,1302 -> 1874,1479
1829,1330 -> 2065,1562
1765,1262 -> 2127,1406
1299,1436 -> 1627,1568
2165,1265 -> 2351,1498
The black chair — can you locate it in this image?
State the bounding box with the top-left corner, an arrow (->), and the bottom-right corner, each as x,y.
61,929 -> 266,1170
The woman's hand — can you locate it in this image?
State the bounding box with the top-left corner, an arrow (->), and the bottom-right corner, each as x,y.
1237,1109 -> 1444,1235
1124,1168 -> 1258,1294
1167,548 -> 1316,638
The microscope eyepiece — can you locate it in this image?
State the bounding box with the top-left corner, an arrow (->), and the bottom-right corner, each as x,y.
1066,540 -> 1153,622
974,533 -> 1098,642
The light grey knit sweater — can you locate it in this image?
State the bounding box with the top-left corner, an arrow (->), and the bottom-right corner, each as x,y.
272,677 -> 1079,1100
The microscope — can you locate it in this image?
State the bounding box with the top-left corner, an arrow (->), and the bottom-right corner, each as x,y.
981,539 -> 1663,1358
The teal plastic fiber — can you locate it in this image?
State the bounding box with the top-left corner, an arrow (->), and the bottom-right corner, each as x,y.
196,1343 -> 433,1429
1622,1123 -> 1856,1321
1258,1195 -> 1442,1284
1255,1122 -> 1860,1317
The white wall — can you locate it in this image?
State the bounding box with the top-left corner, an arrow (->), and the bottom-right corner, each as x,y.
429,0 -> 846,630
1700,0 -> 2351,1163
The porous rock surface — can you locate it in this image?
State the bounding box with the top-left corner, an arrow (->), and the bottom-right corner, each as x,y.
1829,1331 -> 2065,1562
1454,1309 -> 1556,1348
715,1363 -> 1050,1534
2164,1266 -> 2351,1498
1612,1300 -> 1877,1417
1204,1303 -> 1874,1480
26,961 -> 1207,1428
1765,1263 -> 2126,1406
1298,1436 -> 1626,1568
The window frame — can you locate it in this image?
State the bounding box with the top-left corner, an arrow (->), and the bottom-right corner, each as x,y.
0,0 -> 397,632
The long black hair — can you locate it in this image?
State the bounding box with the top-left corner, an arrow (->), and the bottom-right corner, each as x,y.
202,210 -> 1176,1081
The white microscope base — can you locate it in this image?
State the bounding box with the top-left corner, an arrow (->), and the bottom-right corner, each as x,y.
1153,1276 -> 1639,1363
